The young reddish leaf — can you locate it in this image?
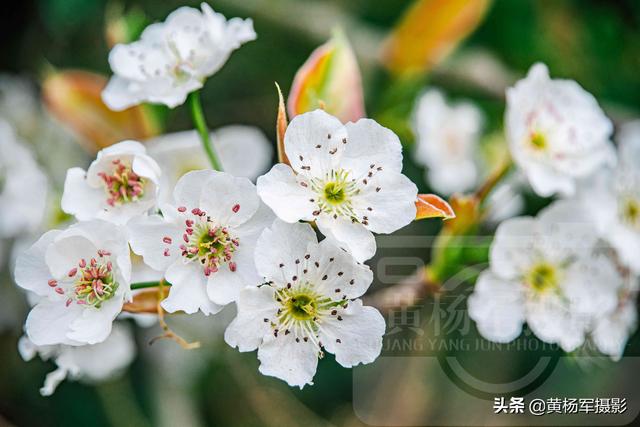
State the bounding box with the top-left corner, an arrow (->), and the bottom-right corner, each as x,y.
381,0 -> 492,76
288,29 -> 365,123
42,70 -> 159,152
415,194 -> 456,220
275,82 -> 290,165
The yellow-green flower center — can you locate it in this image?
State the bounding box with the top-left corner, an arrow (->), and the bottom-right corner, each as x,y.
529,131 -> 547,150
525,262 -> 558,292
622,198 -> 640,228
285,293 -> 318,321
323,182 -> 346,204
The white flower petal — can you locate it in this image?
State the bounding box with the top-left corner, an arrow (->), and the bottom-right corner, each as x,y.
313,239 -> 373,299
254,219 -> 318,282
40,367 -> 68,397
225,286 -> 278,352
256,163 -> 316,223
489,217 -> 537,280
206,265 -> 247,305
129,214 -> 184,271
352,172 -> 417,234
526,294 -> 588,352
342,119 -> 403,176
15,230 -> 61,296
61,167 -> 107,221
67,297 -> 123,345
468,271 -> 525,343
285,109 -> 348,177
257,333 -> 318,388
162,262 -> 223,315
25,301 -> 83,346
320,299 -> 385,368
198,172 -> 260,228
316,215 -> 376,263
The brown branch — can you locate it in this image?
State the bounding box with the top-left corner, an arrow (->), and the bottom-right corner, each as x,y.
364,267 -> 441,313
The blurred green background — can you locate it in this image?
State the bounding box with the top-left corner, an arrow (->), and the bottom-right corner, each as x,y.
1,1 -> 640,426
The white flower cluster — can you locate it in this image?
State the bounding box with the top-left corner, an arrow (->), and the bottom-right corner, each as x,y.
11,4 -> 423,392
467,65 -> 638,360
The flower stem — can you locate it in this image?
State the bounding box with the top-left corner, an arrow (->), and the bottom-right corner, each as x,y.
188,90 -> 223,171
474,157 -> 513,204
130,281 -> 172,290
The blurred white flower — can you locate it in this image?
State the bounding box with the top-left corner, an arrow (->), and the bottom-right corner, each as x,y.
412,89 -> 483,194
19,323 -> 135,396
129,170 -> 274,314
582,121 -> 640,274
0,119 -> 48,238
505,63 -> 615,197
592,289 -> 637,361
257,110 -> 417,262
61,140 -> 161,225
14,220 -> 132,346
225,220 -> 385,388
468,200 -> 621,352
102,2 -> 256,110
147,126 -> 273,203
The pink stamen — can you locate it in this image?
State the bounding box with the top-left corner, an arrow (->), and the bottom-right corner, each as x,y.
48,279 -> 58,287
185,219 -> 194,227
192,208 -> 201,215
66,298 -> 72,307
177,206 -> 187,213
164,248 -> 170,257
55,287 -> 64,295
183,234 -> 189,243
229,262 -> 237,272
68,268 -> 77,277
232,204 -> 240,213
79,259 -> 86,268
163,236 -> 173,244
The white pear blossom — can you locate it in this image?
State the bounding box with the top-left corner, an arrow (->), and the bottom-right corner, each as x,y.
147,126 -> 273,203
225,220 -> 385,388
581,121 -> 640,274
128,170 -> 274,314
257,110 -> 418,262
61,140 -> 161,225
19,323 -> 135,396
0,119 -> 48,238
468,200 -> 621,352
505,63 -> 615,197
592,289 -> 637,361
102,2 -> 256,110
412,89 -> 483,194
14,220 -> 132,346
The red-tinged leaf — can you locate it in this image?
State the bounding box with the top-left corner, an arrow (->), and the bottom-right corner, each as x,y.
288,29 -> 365,123
381,0 -> 492,76
42,70 -> 159,152
275,82 -> 290,165
415,194 -> 456,220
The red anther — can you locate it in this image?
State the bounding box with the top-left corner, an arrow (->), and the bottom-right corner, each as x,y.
185,219 -> 194,227
77,300 -> 86,305
66,298 -> 72,307
79,259 -> 86,268
68,268 -> 78,277
55,287 -> 64,295
91,258 -> 97,266
229,262 -> 237,272
177,206 -> 187,213
186,228 -> 194,235
48,279 -> 58,287
107,261 -> 113,271
191,208 -> 201,215
163,248 -> 170,257
183,234 -> 189,243
179,244 -> 187,251
232,204 -> 240,213
189,247 -> 199,254
163,236 -> 173,244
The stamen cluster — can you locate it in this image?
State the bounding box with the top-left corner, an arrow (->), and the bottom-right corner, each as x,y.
98,159 -> 146,206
